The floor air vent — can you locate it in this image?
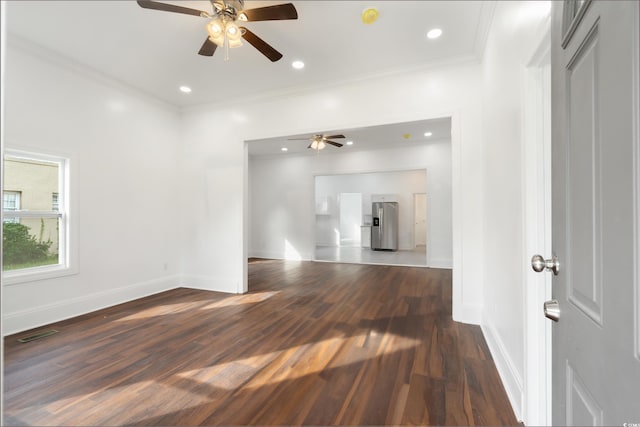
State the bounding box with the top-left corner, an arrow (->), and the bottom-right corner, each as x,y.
17,329 -> 59,343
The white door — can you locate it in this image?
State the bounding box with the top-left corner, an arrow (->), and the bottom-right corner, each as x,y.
413,193 -> 427,247
548,1 -> 640,424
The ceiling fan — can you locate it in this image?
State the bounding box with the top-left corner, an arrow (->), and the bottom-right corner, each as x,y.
288,134 -> 346,150
136,0 -> 298,62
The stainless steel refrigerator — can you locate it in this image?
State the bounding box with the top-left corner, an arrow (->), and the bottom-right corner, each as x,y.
371,202 -> 398,251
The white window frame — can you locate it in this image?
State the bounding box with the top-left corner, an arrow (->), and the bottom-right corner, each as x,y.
2,149 -> 77,285
3,191 -> 22,223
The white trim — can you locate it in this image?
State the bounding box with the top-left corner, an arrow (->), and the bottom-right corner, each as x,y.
473,1 -> 497,61
3,148 -> 78,285
427,258 -> 453,269
6,34 -> 177,113
450,112 -> 466,324
455,302 -> 481,325
521,24 -> 552,426
482,323 -> 524,420
180,275 -> 244,294
248,251 -> 313,261
1,0 -> 7,418
2,275 -> 181,336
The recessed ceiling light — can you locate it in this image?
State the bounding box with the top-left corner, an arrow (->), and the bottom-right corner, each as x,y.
179,86 -> 192,93
427,28 -> 442,39
362,7 -> 379,25
292,60 -> 305,69
281,147 -> 288,152
346,141 -> 354,145
424,132 -> 433,137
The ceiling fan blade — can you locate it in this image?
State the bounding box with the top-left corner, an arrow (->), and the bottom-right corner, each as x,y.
198,37 -> 218,56
325,140 -> 344,147
241,3 -> 298,21
240,28 -> 283,62
137,0 -> 206,17
324,134 -> 346,139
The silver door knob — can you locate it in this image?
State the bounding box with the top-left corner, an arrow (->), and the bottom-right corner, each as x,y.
543,299 -> 560,321
531,254 -> 560,275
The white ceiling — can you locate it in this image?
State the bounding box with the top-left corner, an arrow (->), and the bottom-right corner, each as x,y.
6,0 -> 493,109
6,1 -> 487,157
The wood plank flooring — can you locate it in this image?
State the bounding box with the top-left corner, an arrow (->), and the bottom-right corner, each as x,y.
4,260 -> 519,426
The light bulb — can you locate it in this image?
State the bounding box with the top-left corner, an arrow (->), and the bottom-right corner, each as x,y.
207,19 -> 225,46
317,141 -> 326,150
226,22 -> 243,48
310,140 -> 318,150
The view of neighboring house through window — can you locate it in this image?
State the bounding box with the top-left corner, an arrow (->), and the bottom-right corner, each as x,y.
2,152 -> 68,273
3,191 -> 22,224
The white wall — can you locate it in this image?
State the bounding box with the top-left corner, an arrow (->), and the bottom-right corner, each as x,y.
249,139 -> 452,267
479,1 -> 551,422
180,62 -> 485,324
3,43 -> 182,334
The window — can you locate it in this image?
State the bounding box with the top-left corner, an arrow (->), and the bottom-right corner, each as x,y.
3,191 -> 22,223
3,151 -> 73,281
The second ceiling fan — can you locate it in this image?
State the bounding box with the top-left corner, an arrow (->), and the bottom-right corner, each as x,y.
137,0 -> 298,62
289,134 -> 346,151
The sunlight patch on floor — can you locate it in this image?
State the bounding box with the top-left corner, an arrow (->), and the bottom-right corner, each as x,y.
33,380 -> 208,425
176,333 -> 419,391
115,302 -> 197,322
199,291 -> 280,310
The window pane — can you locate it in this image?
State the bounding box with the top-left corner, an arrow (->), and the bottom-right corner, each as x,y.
3,156 -> 62,272
2,218 -> 60,271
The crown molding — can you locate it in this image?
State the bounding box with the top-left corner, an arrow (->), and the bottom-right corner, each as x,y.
182,53 -> 481,114
6,33 -> 179,114
473,1 -> 498,61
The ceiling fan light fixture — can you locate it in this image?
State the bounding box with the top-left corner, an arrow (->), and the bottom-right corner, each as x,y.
317,141 -> 326,150
310,140 -> 319,150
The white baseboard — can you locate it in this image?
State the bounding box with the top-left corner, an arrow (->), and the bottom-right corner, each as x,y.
452,302 -> 482,324
428,258 -> 453,269
180,275 -> 242,294
3,275 -> 181,336
248,250 -> 313,261
481,322 -> 524,421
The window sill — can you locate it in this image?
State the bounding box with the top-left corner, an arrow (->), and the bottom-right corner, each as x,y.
2,264 -> 78,286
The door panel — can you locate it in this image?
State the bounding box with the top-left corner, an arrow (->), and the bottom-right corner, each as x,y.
566,362 -> 603,426
551,1 -> 640,425
566,22 -> 603,324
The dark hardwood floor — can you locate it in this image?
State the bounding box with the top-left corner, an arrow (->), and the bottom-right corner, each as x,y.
4,260 -> 518,426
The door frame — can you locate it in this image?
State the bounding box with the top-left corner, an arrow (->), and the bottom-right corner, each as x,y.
412,192 -> 427,249
521,27 -> 552,426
